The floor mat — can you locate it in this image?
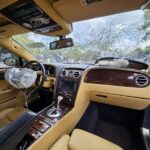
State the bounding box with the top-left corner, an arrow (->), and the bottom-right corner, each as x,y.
95,120 -> 144,150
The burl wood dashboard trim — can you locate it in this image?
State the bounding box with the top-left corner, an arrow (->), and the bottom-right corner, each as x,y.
84,68 -> 150,88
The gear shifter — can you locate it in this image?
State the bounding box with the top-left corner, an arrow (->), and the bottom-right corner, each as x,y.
47,96 -> 63,118
56,96 -> 63,111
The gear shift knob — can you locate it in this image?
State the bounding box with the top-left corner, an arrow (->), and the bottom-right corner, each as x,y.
46,96 -> 63,118
58,95 -> 63,102
57,95 -> 63,110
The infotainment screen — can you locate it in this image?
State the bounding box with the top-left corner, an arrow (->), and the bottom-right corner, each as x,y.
57,79 -> 79,105
59,80 -> 75,92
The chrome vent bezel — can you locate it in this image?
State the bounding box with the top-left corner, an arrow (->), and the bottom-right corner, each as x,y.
60,69 -> 83,79
61,70 -> 67,77
135,75 -> 149,87
73,71 -> 80,78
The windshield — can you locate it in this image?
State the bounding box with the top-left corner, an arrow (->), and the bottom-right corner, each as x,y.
13,10 -> 150,64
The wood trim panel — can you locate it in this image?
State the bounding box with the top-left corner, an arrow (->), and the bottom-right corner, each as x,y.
28,104 -> 72,141
84,69 -> 150,88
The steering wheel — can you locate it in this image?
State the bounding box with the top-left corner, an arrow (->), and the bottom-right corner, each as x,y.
24,60 -> 46,90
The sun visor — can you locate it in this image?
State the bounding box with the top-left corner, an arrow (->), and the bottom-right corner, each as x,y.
53,0 -> 147,23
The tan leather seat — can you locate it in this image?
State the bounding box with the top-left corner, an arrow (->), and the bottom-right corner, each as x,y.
50,129 -> 123,150
0,107 -> 28,128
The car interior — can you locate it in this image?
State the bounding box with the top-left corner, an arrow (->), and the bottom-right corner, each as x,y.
0,0 -> 150,150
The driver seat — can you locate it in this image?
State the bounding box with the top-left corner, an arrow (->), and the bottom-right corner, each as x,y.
0,107 -> 28,128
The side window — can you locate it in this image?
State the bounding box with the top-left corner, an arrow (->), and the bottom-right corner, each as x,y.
0,47 -> 17,68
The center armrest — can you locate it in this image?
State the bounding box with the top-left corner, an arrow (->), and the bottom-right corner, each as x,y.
0,111 -> 36,150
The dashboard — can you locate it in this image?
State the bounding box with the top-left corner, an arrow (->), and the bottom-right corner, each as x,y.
44,63 -> 150,110
36,62 -> 150,90
22,61 -> 150,110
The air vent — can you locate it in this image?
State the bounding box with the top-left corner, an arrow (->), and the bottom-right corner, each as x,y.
135,75 -> 149,87
74,71 -> 80,78
61,70 -> 67,77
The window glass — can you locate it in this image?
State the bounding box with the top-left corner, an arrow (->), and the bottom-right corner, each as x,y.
13,10 -> 150,64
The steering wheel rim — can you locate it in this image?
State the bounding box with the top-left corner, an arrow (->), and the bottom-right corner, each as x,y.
24,60 -> 46,89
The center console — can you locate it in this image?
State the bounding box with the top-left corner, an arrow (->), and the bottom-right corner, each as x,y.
57,68 -> 84,106
16,68 -> 83,150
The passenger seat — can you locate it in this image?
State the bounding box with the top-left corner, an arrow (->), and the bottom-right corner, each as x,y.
50,129 -> 123,150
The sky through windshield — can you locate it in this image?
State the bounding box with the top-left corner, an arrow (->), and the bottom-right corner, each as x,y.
13,9 -> 150,64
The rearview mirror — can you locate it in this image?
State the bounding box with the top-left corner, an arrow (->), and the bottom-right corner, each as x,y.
50,38 -> 74,50
4,57 -> 18,66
